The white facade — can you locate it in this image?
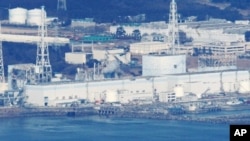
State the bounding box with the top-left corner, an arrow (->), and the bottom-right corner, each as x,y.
65,52 -> 87,64
179,25 -> 245,43
104,90 -> 119,103
24,70 -> 250,106
142,55 -> 186,76
239,81 -> 250,93
25,77 -> 154,106
174,85 -> 184,97
130,42 -> 169,54
71,19 -> 96,28
27,9 -> 46,26
25,83 -> 87,106
8,7 -> 27,25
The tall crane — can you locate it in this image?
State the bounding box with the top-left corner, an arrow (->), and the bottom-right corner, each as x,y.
168,0 -> 180,55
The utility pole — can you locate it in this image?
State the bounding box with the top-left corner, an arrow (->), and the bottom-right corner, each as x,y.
35,6 -> 52,83
168,0 -> 180,55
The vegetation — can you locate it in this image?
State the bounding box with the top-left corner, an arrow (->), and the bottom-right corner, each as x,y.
211,0 -> 250,9
0,0 -> 248,76
0,0 -> 246,22
2,42 -> 78,76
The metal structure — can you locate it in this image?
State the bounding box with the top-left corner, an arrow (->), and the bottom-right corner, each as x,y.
168,0 -> 180,55
198,53 -> 237,71
35,6 -> 52,83
57,0 -> 67,11
0,22 -> 4,83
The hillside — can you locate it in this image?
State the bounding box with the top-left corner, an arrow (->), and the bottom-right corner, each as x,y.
1,0 -> 250,77
0,0 -> 247,22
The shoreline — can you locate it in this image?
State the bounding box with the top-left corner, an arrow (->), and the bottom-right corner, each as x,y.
1,105 -> 250,124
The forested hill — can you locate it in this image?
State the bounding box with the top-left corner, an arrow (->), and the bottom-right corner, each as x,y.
0,0 -> 249,22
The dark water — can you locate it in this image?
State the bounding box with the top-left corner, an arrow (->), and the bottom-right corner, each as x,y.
0,116 -> 229,141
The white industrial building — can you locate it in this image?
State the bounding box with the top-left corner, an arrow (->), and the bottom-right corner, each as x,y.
65,52 -> 87,64
130,42 -> 169,54
71,19 -> 96,28
199,41 -> 246,55
24,68 -> 250,106
142,54 -> 186,76
24,52 -> 250,106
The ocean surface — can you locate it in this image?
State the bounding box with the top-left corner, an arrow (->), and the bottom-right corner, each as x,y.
0,116 -> 229,141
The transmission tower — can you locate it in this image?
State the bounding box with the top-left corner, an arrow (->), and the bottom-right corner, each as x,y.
57,0 -> 67,11
0,22 -> 4,83
35,6 -> 52,83
168,0 -> 180,55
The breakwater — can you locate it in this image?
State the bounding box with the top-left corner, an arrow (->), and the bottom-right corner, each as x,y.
1,104 -> 250,124
0,107 -> 96,118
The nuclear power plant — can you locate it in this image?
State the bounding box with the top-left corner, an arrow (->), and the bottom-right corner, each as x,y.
1,0 -> 250,117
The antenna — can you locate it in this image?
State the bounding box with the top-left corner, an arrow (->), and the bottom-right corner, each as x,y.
168,0 -> 180,55
57,0 -> 67,11
0,22 -> 4,83
35,6 -> 52,83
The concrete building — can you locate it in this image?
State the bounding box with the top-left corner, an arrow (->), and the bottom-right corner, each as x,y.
142,54 -> 186,76
130,42 -> 169,54
71,18 -> 96,28
65,52 -> 87,64
24,68 -> 250,106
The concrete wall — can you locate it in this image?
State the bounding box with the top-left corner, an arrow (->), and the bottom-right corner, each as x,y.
25,70 -> 250,106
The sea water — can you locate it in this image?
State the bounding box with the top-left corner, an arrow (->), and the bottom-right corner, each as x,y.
0,116 -> 228,141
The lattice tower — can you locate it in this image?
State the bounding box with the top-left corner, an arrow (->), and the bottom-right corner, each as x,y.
168,0 -> 180,55
57,0 -> 67,11
35,6 -> 52,83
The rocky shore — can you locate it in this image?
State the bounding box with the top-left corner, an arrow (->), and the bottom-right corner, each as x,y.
1,105 -> 250,124
0,107 -> 96,118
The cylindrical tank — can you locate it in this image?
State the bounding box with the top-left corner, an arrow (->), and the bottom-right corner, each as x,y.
27,8 -> 46,26
239,81 -> 250,93
8,7 -> 27,25
174,85 -> 184,98
105,90 -> 118,103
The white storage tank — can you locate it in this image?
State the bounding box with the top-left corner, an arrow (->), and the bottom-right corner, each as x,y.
174,85 -> 184,98
9,7 -> 27,25
27,8 -> 46,26
105,90 -> 119,103
239,81 -> 250,93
